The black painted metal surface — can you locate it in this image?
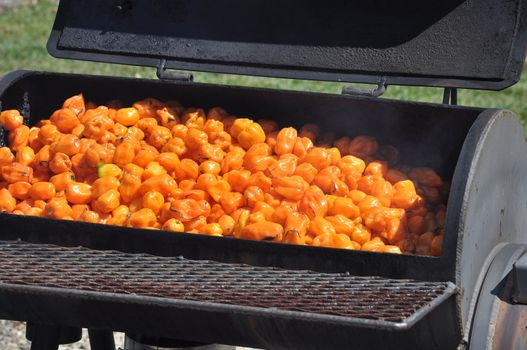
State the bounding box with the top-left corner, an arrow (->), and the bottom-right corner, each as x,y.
2,71 -> 527,348
47,0 -> 527,90
0,240 -> 458,349
87,330 -> 115,350
26,323 -> 82,348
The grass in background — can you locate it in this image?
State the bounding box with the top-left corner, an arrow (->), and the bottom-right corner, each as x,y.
1,1 -> 526,128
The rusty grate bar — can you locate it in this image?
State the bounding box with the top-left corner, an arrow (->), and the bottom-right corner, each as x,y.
0,240 -> 454,325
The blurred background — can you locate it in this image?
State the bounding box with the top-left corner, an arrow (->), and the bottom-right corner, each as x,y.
0,0 -> 526,349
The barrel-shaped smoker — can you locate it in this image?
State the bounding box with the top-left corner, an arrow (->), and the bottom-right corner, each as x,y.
0,1 -> 526,349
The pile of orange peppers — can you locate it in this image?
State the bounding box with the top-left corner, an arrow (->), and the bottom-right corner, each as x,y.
0,94 -> 446,255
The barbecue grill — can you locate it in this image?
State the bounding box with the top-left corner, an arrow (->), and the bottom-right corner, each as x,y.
0,0 -> 526,349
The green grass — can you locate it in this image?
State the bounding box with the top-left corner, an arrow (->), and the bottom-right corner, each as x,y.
1,1 -> 526,128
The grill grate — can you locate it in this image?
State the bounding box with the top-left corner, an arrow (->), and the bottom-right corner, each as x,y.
0,240 -> 451,324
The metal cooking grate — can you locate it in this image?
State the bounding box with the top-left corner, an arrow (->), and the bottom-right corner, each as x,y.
0,240 -> 451,323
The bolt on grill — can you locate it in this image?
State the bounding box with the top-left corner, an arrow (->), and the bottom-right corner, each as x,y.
0,240 -> 452,325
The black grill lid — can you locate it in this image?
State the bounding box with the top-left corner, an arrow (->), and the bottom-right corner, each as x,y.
47,0 -> 527,90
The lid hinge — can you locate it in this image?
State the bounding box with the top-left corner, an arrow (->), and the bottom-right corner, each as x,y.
156,59 -> 194,82
442,88 -> 458,105
341,76 -> 387,98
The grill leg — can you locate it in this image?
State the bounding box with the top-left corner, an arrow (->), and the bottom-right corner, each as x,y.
26,323 -> 82,350
28,324 -> 60,350
88,329 -> 116,350
124,335 -> 236,350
